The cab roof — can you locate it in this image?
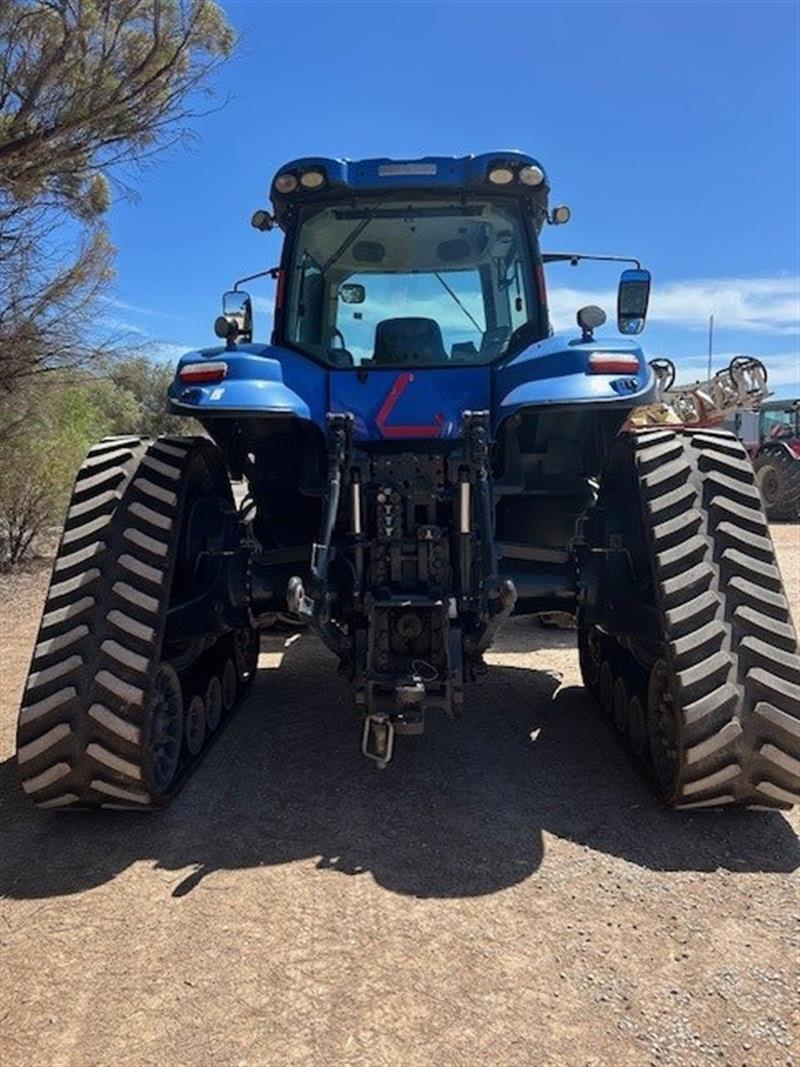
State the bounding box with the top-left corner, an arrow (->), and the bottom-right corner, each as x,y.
268,151 -> 549,227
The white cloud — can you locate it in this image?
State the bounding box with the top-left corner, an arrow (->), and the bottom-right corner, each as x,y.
100,295 -> 193,324
548,275 -> 800,335
100,295 -> 156,316
100,316 -> 148,337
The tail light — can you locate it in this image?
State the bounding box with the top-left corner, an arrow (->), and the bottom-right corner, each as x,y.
179,361 -> 227,384
588,353 -> 640,375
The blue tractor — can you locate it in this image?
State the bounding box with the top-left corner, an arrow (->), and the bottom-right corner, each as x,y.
17,152 -> 800,811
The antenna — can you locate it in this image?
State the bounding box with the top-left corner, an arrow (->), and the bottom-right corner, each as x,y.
707,313 -> 714,380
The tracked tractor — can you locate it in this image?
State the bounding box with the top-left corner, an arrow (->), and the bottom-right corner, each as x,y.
17,152 -> 800,812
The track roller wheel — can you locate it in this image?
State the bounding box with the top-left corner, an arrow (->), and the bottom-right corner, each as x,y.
146,663 -> 184,794
613,675 -> 629,735
598,660 -> 615,717
16,435 -> 247,810
184,694 -> 207,757
627,693 -> 648,757
205,675 -> 223,732
581,428 -> 800,810
221,658 -> 238,713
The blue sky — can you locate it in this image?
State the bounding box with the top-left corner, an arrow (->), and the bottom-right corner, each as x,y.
105,0 -> 799,395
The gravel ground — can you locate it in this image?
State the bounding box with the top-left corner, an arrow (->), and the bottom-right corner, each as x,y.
1,526 -> 798,1067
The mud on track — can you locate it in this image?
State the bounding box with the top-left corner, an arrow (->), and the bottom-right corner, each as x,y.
1,525 -> 798,1066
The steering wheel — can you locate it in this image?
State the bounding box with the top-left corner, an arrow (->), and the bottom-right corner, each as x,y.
329,327 -> 346,349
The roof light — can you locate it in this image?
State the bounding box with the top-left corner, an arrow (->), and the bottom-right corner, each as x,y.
274,172 -> 298,193
488,166 -> 515,185
179,361 -> 228,384
300,169 -> 325,189
519,165 -> 544,186
550,205 -> 571,225
588,353 -> 640,375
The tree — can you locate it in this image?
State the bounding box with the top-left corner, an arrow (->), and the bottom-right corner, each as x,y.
108,352 -> 186,436
0,372 -> 141,566
0,0 -> 234,398
0,224 -> 116,432
0,353 -> 196,566
0,0 -> 234,220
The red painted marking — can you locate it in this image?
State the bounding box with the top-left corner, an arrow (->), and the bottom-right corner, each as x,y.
375,372 -> 445,438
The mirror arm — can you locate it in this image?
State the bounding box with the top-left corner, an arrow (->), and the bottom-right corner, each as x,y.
233,267 -> 281,291
543,252 -> 642,270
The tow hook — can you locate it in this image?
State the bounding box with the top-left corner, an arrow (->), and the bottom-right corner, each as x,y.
361,713 -> 395,768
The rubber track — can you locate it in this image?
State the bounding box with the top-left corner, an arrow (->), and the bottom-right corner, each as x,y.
16,435 -> 250,810
584,428 -> 800,810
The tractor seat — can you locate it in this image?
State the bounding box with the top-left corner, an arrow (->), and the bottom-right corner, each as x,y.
373,317 -> 448,365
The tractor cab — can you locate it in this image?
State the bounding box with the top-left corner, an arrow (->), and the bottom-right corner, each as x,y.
760,398 -> 800,443
216,152 -> 652,374
269,155 -> 550,369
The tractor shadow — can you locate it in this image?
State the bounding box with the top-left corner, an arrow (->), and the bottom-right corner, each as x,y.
1,626 -> 798,901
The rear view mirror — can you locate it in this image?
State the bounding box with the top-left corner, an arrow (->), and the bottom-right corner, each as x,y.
340,283 -> 365,304
217,289 -> 253,343
617,269 -> 651,335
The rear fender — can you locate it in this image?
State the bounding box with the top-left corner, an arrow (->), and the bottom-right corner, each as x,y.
168,343 -> 327,429
493,333 -> 656,427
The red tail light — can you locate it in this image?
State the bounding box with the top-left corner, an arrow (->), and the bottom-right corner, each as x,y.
588,353 -> 640,375
179,361 -> 227,384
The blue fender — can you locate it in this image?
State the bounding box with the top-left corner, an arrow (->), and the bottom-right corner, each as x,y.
168,344 -> 328,429
492,333 -> 657,428
168,335 -> 658,443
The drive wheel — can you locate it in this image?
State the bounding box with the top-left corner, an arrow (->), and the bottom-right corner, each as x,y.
233,625 -> 260,686
577,619 -> 603,699
584,429 -> 800,809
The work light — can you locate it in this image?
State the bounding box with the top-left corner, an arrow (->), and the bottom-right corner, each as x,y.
274,172 -> 298,193
519,165 -> 544,186
487,166 -> 515,185
300,169 -> 326,189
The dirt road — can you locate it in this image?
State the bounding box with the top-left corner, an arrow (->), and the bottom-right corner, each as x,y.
1,527 -> 798,1067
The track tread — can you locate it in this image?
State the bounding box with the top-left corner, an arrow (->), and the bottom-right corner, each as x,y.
582,428 -> 800,809
15,435 -> 249,810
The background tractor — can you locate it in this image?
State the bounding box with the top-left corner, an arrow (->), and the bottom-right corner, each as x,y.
16,152 -> 800,812
734,399 -> 800,521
